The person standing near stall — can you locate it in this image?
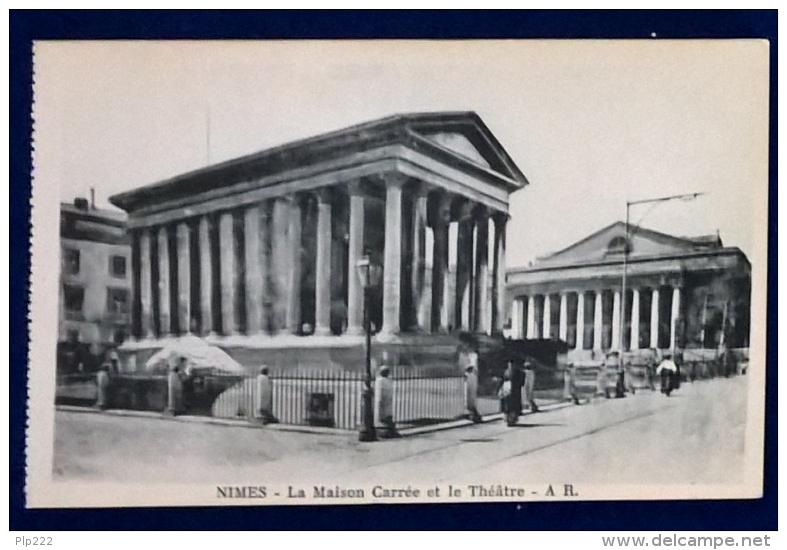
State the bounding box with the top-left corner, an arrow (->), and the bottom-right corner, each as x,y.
374,364 -> 399,438
165,361 -> 185,416
95,363 -> 111,410
256,366 -> 278,424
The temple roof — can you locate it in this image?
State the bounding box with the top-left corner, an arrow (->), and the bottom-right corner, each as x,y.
110,111 -> 528,214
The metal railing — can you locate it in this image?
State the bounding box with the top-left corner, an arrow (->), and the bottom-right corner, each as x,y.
189,368 -> 466,430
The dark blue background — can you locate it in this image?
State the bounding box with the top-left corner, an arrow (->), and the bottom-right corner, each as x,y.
9,10 -> 777,531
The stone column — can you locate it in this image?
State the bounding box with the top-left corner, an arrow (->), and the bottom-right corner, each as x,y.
412,186 -> 430,332
219,212 -> 237,335
542,294 -> 551,339
139,229 -> 154,339
670,286 -> 681,350
650,287 -> 660,348
558,293 -> 568,341
198,216 -> 213,336
314,189 -> 333,336
176,222 -> 191,334
526,295 -> 536,338
491,213 -> 507,335
286,196 -> 302,334
474,208 -> 490,334
157,226 -> 171,337
244,204 -> 264,336
271,197 -> 290,333
593,291 -> 603,351
455,206 -> 474,331
431,194 -> 451,332
575,291 -> 585,350
346,183 -> 365,336
611,290 -> 621,350
630,288 -> 641,350
381,174 -> 404,336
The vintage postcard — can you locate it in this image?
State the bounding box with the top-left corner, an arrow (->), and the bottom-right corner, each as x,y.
27,40 -> 769,508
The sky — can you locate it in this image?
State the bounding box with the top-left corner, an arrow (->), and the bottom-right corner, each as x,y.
33,40 -> 769,268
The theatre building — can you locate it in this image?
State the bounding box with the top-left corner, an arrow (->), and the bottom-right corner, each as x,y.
110,112 -> 528,371
507,222 -> 751,365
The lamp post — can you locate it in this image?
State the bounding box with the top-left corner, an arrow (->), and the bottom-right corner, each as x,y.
619,192 -> 704,362
356,253 -> 382,442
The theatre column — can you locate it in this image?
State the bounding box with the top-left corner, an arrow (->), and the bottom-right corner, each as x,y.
431,194 -> 451,332
575,291 -> 585,350
559,292 -> 568,341
491,212 -> 507,335
286,196 -> 303,335
198,216 -> 213,336
176,222 -> 191,334
474,208 -> 490,334
244,204 -> 264,336
526,295 -> 536,338
670,286 -> 681,351
542,294 -> 551,338
611,290 -> 621,350
219,212 -> 237,335
630,288 -> 641,350
593,291 -> 603,351
346,183 -> 365,336
411,185 -> 430,332
650,288 -> 660,348
314,189 -> 333,336
139,229 -> 154,339
157,226 -> 171,337
381,175 -> 404,336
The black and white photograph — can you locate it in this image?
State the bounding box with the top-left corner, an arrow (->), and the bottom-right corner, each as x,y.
27,39 -> 769,508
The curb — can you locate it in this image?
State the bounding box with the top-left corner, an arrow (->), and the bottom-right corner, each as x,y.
56,398 -> 582,438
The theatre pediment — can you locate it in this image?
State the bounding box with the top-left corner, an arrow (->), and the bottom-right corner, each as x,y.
539,221 -> 719,266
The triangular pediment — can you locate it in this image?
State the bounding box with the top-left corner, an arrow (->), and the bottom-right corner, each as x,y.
405,112 -> 528,187
539,222 -> 713,265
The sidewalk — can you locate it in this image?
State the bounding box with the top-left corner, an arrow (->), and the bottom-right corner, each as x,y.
56,397 -> 581,437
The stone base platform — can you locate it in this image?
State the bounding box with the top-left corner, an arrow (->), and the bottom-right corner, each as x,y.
118,332 -> 469,375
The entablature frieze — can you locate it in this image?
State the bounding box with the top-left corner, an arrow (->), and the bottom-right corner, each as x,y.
124,144 -> 511,229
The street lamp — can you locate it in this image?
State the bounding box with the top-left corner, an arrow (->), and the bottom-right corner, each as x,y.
356,253 -> 383,442
618,192 -> 704,375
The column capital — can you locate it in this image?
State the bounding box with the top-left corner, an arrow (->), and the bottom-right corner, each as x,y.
346,180 -> 364,197
314,187 -> 335,203
458,200 -> 475,221
382,171 -> 408,188
492,210 -> 510,226
411,180 -> 431,198
473,204 -> 489,221
429,190 -> 454,227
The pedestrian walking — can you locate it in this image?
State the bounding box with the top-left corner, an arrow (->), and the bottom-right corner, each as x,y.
95,363 -> 111,410
464,365 -> 482,423
523,359 -> 538,412
374,364 -> 399,438
256,366 -> 278,424
498,369 -> 517,426
596,355 -> 610,398
563,362 -> 580,405
656,355 -> 679,396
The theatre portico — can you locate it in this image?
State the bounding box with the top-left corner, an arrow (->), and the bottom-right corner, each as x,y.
110,112 -> 528,371
507,222 -> 751,366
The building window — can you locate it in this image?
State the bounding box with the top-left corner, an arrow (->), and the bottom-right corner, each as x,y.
110,255 -> 127,278
64,248 -> 80,275
606,236 -> 631,255
63,284 -> 84,317
106,288 -> 129,315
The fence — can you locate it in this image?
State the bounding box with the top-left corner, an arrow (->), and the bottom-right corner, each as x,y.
67,368 -> 467,430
